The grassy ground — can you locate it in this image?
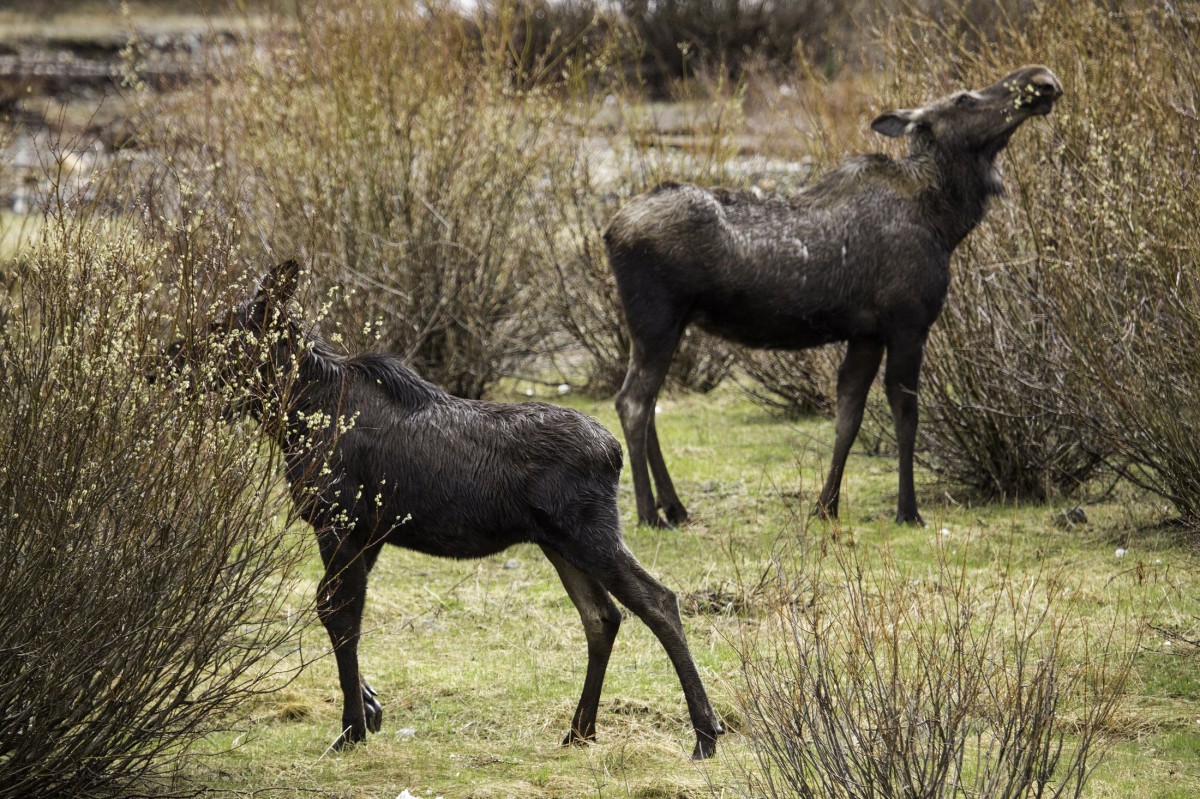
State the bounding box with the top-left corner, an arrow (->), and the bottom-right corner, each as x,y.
185,385 -> 1200,799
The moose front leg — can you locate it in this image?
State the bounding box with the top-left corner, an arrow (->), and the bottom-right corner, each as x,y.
816,338 -> 885,520
316,530 -> 377,748
884,332 -> 928,526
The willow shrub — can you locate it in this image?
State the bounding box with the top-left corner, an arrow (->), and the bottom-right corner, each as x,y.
0,199 -> 306,797
734,347 -> 836,420
155,0 -> 747,398
739,536 -> 1135,799
167,0 -> 592,398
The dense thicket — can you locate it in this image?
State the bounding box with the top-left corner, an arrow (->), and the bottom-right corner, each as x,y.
0,188 -> 306,797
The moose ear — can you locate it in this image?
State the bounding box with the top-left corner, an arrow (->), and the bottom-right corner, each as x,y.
255,259 -> 301,305
870,108 -> 923,138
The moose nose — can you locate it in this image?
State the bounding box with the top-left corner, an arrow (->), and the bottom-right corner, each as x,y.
1028,67 -> 1063,98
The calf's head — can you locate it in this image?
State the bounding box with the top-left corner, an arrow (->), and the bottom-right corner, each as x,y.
163,259 -> 303,418
872,65 -> 1062,162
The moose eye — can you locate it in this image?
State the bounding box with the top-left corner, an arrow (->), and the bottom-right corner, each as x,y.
954,92 -> 978,108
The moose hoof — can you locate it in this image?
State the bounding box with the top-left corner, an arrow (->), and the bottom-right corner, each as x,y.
364,697 -> 383,735
811,502 -> 838,521
639,512 -> 671,529
561,728 -> 595,747
361,681 -> 383,734
896,511 -> 926,527
662,503 -> 689,526
691,730 -> 721,760
331,725 -> 367,752
690,718 -> 725,760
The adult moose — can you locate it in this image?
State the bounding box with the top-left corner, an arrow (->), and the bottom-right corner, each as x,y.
169,260 -> 723,759
607,66 -> 1063,527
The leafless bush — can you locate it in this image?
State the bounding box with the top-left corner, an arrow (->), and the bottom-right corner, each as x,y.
476,0 -> 615,86
734,348 -> 836,420
1020,2 -> 1200,523
532,77 -> 744,396
913,249 -> 1104,500
0,191 -> 306,797
169,0 -> 594,398
469,0 -> 852,91
738,537 -> 1134,799
623,0 -> 845,87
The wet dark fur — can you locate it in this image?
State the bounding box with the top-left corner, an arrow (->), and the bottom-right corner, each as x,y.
179,261 -> 724,759
285,335 -> 623,561
606,66 -> 1063,528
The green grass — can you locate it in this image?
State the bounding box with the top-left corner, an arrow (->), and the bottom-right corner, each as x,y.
185,385 -> 1200,798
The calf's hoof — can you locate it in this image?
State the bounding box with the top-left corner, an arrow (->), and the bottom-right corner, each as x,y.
331,724 -> 368,751
896,510 -> 925,527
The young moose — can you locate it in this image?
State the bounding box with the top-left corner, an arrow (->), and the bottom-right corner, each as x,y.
176,260 -> 723,759
607,65 -> 1063,528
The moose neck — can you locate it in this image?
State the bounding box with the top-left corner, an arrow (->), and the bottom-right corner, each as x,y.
911,136 -> 1006,251
248,326 -> 347,454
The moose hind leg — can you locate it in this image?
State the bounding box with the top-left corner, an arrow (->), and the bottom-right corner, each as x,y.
616,329 -> 684,527
815,338 -> 885,519
647,416 -> 687,525
597,548 -> 724,759
540,545 -> 622,745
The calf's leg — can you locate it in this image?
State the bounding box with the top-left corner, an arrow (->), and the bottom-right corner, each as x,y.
540,545 -> 623,745
316,530 -> 381,748
600,547 -> 723,759
543,518 -> 723,759
815,337 -> 885,519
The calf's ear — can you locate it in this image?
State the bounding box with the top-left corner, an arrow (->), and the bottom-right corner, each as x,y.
248,259 -> 302,330
871,108 -> 923,138
257,259 -> 301,304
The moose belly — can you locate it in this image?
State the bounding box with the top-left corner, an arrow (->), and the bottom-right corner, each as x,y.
381,506 -> 529,560
692,301 -> 877,349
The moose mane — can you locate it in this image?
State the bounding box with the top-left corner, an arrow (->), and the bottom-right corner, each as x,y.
798,153 -> 937,205
294,325 -> 443,412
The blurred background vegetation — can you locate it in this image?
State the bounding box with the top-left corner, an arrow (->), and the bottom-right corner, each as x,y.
1,0 -> 1197,796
